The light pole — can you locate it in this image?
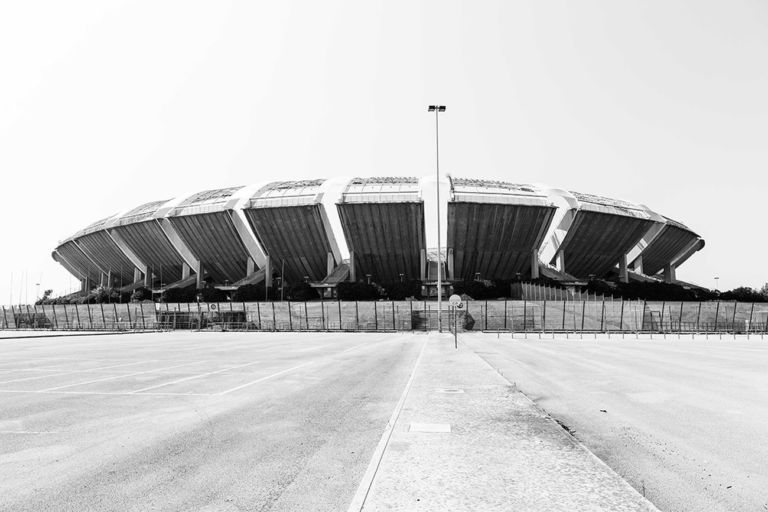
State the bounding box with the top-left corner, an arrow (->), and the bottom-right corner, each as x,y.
428,105 -> 446,332
714,276 -> 720,292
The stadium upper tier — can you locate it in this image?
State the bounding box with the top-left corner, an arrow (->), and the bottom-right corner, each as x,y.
52,176 -> 704,293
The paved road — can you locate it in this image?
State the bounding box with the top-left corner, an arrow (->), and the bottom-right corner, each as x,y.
464,333 -> 768,512
0,332 -> 422,511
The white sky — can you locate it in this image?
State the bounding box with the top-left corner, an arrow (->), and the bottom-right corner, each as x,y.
1,0 -> 767,303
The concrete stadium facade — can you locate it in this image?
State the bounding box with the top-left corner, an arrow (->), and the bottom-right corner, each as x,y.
52,176 -> 704,295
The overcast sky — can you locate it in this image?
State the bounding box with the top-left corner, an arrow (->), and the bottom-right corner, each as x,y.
1,0 -> 767,303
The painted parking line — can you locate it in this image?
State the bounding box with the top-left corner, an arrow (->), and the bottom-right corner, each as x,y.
0,389 -> 212,396
0,360 -> 157,385
218,342 -> 369,395
40,361 -> 208,391
129,360 -> 262,393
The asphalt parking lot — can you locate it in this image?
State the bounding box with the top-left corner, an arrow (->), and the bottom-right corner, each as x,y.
464,332 -> 768,512
1,331 -> 765,511
0,332 -> 422,511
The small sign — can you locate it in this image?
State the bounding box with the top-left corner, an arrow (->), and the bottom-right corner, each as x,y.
448,294 -> 462,307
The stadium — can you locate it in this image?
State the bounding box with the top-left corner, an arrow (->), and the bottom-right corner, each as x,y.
51,176 -> 704,298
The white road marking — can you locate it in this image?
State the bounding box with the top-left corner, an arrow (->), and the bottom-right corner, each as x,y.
0,360 -> 156,385
347,336 -> 428,512
218,342 -> 369,395
129,360 -> 262,393
0,430 -> 60,434
0,389 -> 213,396
39,361 -> 207,391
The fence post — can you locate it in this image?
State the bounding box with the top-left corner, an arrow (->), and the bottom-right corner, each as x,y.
255,301 -> 261,330
391,301 -> 396,330
523,299 -> 527,332
74,304 -> 82,329
1,306 -> 7,329
485,300 -> 488,330
619,299 -> 625,331
599,299 -> 605,332
731,301 -> 738,333
320,301 -> 325,330
542,300 -> 547,332
139,302 -> 146,330
374,301 -> 378,331
304,301 -> 309,330
581,300 -> 586,332
99,303 -> 105,330
561,300 -> 566,330
287,301 -> 293,330
659,301 -> 666,332
86,303 -> 94,330
504,300 -> 508,331
696,302 -> 702,332
355,301 -> 359,330
714,301 -> 720,332
409,300 -> 413,331
338,300 -> 342,330
748,302 -> 755,335
271,302 -> 277,331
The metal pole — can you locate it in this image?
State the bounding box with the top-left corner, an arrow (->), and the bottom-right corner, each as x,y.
434,107 -> 443,332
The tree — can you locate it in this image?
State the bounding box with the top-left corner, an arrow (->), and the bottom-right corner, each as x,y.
34,289 -> 53,305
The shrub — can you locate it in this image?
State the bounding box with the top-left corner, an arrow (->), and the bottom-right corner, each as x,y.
232,283 -> 279,301
131,287 -> 152,302
160,285 -> 197,303
382,280 -> 422,300
289,282 -> 320,301
337,281 -> 381,301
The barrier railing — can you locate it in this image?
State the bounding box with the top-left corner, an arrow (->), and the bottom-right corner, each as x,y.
2,300 -> 767,334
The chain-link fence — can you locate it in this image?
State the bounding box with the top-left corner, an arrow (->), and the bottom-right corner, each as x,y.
2,300 -> 768,334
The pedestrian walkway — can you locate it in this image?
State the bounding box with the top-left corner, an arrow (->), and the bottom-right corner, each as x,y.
350,333 -> 659,512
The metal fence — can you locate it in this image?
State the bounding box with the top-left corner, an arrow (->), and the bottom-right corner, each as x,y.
2,300 -> 768,334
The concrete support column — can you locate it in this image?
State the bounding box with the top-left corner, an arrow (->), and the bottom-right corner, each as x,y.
419,249 -> 426,281
447,248 -> 455,280
619,254 -> 629,283
264,256 -> 272,289
100,273 -> 107,288
182,262 -> 190,280
664,263 -> 676,283
81,278 -> 88,293
133,268 -> 142,283
107,270 -> 112,288
349,251 -> 356,282
556,250 -> 566,274
633,255 -> 643,275
531,250 -> 540,279
246,257 -> 255,276
327,252 -> 334,278
196,261 -> 205,289
143,266 -> 151,287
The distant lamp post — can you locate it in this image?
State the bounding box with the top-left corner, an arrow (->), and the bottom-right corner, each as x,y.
399,273 -> 404,283
428,105 -> 446,332
714,276 -> 720,291
366,274 -> 372,285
